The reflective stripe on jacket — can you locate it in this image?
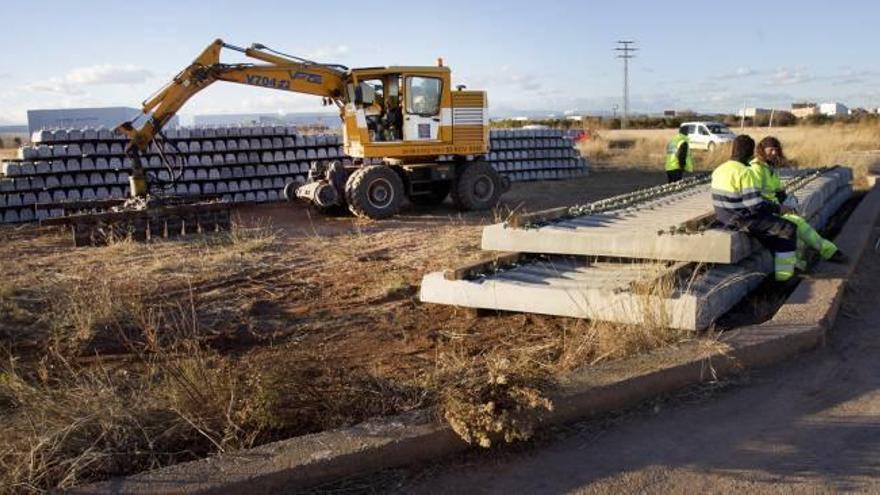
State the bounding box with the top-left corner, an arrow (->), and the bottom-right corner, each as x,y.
665,133 -> 694,172
711,159 -> 776,224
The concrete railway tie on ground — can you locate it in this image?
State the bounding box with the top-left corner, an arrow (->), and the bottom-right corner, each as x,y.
0,127 -> 589,224
420,167 -> 853,331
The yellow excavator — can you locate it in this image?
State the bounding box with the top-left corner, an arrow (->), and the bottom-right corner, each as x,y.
116,39 -> 506,220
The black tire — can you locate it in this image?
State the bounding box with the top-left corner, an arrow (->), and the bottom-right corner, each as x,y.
409,181 -> 451,206
452,161 -> 503,211
345,165 -> 405,219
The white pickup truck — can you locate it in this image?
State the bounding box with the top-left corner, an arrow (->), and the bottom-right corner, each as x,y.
680,121 -> 736,151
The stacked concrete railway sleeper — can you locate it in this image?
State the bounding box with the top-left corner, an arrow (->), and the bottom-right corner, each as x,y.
0,127 -> 589,226
420,166 -> 853,331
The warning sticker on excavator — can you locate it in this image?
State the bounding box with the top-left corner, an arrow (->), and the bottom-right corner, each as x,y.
418,124 -> 431,139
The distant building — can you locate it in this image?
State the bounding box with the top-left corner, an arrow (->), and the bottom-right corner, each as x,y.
736,107 -> 772,118
565,115 -> 583,122
819,102 -> 849,116
26,107 -> 178,134
663,110 -> 677,117
792,107 -> 818,119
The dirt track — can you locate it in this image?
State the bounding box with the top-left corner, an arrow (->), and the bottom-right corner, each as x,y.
392,219 -> 880,494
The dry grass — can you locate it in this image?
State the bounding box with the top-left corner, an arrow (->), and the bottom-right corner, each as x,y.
0,204 -> 693,491
580,122 -> 880,181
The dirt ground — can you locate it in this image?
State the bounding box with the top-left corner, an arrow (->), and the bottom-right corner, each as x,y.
384,217 -> 880,494
2,168 -> 680,490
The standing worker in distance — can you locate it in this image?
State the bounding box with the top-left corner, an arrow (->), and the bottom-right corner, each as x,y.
665,126 -> 693,183
711,135 -> 798,281
750,136 -> 847,268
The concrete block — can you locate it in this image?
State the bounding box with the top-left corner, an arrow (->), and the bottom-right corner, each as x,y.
245,191 -> 256,202
95,142 -> 110,155
202,141 -> 215,153
273,150 -> 284,162
19,208 -> 34,222
175,184 -> 188,195
66,189 -> 81,201
109,187 -> 123,199
14,178 -> 30,191
296,149 -> 307,160
200,155 -> 213,167
278,164 -> 289,175
247,151 -> 260,163
238,138 -> 251,151
83,127 -> 98,140
110,143 -> 124,155
251,138 -> 262,149
6,193 -> 21,206
95,187 -> 110,199
21,192 -> 36,205
52,190 -> 66,202
32,129 -> 53,143
2,162 -> 21,176
188,184 -> 200,196
82,188 -> 96,200
97,128 -> 112,140
37,191 -> 51,204
52,129 -> 69,142
261,137 -> 272,149
256,190 -> 268,202
109,157 -> 122,169
202,182 -> 215,195
3,210 -> 20,223
261,178 -> 272,189
228,181 -> 239,193
190,128 -> 204,139
196,169 -> 208,180
261,151 -> 274,163
224,153 -> 237,165
75,174 -> 89,186
183,169 -> 196,181
30,176 -> 44,189
216,182 -> 228,193
268,190 -> 279,201
209,169 -> 221,180
45,175 -> 60,188
226,139 -> 238,152
189,141 -> 202,153
19,146 -> 38,160
272,137 -> 283,148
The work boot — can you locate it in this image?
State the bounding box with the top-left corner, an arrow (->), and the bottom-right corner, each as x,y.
827,250 -> 849,264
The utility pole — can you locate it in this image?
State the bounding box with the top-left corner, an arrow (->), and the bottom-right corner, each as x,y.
615,40 -> 637,129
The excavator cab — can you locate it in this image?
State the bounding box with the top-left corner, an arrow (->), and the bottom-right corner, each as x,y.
342,66 -> 489,160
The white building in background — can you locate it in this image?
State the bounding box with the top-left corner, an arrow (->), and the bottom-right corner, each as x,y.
736,107 -> 772,118
818,102 -> 849,116
26,107 -> 179,134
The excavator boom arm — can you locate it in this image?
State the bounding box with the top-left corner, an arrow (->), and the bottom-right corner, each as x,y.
117,39 -> 349,194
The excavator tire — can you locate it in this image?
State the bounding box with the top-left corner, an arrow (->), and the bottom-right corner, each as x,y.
409,181 -> 451,206
345,165 -> 405,219
451,161 -> 503,211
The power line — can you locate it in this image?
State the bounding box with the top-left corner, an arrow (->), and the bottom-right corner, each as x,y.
615,40 -> 637,129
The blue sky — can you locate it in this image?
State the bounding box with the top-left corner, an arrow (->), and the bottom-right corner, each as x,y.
1,0 -> 878,123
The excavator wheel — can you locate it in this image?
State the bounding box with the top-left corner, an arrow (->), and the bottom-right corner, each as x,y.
345,165 -> 405,219
409,181 -> 451,206
451,161 -> 503,211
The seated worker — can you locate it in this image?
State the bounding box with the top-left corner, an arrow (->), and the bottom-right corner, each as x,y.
750,136 -> 847,267
711,135 -> 797,282
665,126 -> 693,183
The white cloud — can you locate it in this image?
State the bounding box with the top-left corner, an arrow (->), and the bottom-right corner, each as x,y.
25,64 -> 154,95
768,66 -> 812,85
306,45 -> 350,61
